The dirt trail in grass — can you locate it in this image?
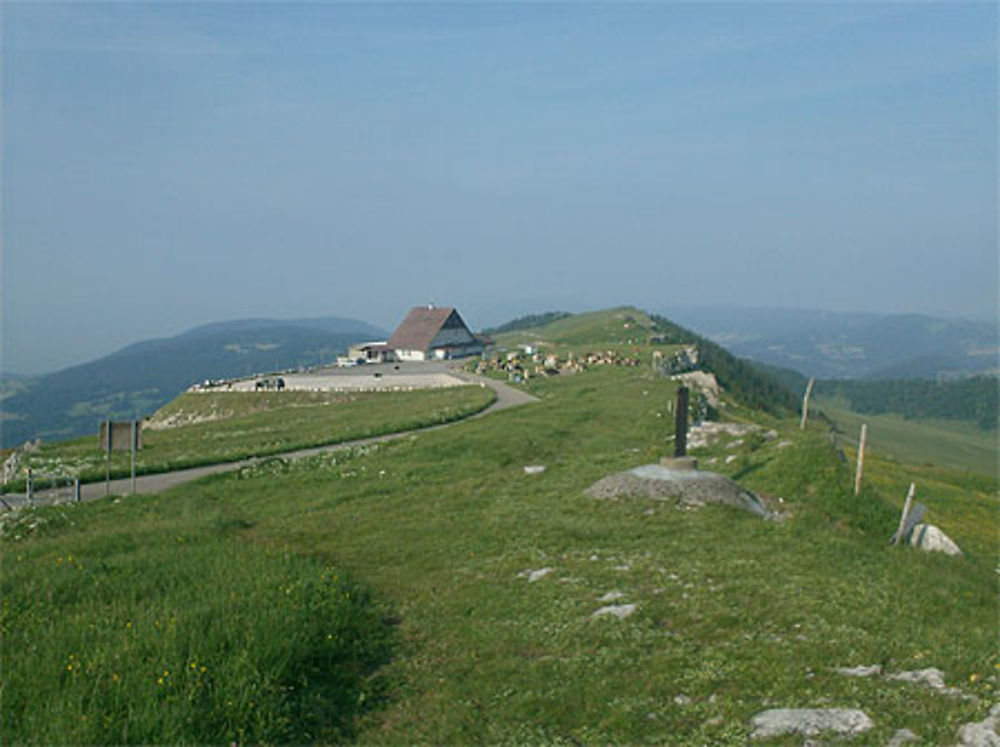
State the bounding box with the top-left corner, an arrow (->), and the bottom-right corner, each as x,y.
5,374 -> 536,510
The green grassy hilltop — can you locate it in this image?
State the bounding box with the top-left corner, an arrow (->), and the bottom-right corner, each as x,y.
2,308 -> 996,744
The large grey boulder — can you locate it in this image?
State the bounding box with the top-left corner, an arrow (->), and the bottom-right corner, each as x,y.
909,523 -> 962,556
749,708 -> 874,739
585,464 -> 772,518
957,703 -> 1000,746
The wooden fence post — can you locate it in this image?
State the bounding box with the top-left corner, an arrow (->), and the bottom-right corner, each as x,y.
105,420 -> 112,496
891,483 -> 916,545
26,468 -> 33,506
800,377 -> 815,430
130,420 -> 137,495
854,423 -> 867,497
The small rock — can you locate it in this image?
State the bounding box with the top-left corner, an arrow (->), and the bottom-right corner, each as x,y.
888,728 -> 919,746
835,664 -> 882,677
956,703 -> 1000,746
523,465 -> 546,475
614,564 -> 630,571
749,708 -> 874,739
725,454 -> 739,464
673,694 -> 692,706
520,567 -> 553,583
599,591 -> 625,602
887,668 -> 966,697
909,523 -> 962,556
591,604 -> 636,620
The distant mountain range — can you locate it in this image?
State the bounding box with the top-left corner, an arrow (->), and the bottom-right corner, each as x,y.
0,316 -> 387,448
662,306 -> 998,380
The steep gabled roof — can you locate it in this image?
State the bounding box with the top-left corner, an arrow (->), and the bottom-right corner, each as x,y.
388,306 -> 467,351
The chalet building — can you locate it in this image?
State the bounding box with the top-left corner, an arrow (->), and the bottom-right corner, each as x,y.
388,305 -> 488,361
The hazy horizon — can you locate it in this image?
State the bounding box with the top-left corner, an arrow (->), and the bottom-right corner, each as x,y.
4,3 -> 996,375
3,300 -> 996,378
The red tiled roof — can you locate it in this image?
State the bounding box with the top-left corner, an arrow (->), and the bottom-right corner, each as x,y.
387,306 -> 460,351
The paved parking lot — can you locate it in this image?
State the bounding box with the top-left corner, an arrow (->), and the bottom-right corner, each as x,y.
204,361 -> 469,393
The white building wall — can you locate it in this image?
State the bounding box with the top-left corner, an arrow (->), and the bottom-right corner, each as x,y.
396,349 -> 427,362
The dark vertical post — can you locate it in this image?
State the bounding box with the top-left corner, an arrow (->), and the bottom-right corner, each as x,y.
105,420 -> 112,496
74,478 -> 81,503
26,468 -> 33,505
674,386 -> 690,458
130,420 -> 137,495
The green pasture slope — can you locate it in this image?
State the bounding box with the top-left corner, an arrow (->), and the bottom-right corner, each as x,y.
2,308 -> 997,744
5,386 -> 495,490
817,394 -> 998,477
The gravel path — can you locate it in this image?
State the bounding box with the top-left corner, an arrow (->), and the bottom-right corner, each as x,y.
3,372 -> 536,511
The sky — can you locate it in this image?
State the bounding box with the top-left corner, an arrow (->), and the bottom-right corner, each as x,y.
2,2 -> 997,374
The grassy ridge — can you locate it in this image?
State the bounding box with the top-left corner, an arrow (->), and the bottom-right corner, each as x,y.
4,361 -> 994,743
494,306 -> 799,415
6,385 -> 495,491
2,309 -> 995,743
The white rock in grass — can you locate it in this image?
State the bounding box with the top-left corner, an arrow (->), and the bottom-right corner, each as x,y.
523,465 -> 546,475
888,728 -> 919,746
528,568 -> 553,583
591,604 -> 636,620
835,664 -> 882,677
956,703 -> 1000,746
909,524 -> 962,556
598,591 -> 625,602
887,668 -> 966,697
750,708 -> 874,739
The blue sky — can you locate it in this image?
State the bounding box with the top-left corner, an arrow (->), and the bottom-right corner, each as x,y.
3,2 -> 996,374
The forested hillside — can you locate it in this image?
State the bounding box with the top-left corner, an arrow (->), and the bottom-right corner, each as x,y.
647,313 -> 800,415
1,317 -> 385,447
817,376 -> 998,431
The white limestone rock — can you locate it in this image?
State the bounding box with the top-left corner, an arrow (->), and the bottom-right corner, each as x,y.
957,703 -> 1000,746
518,567 -> 553,583
888,728 -> 919,746
909,523 -> 962,556
835,664 -> 882,677
591,604 -> 636,620
749,708 -> 874,739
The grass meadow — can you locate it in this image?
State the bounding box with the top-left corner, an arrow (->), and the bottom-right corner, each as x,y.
5,385 -> 494,491
2,312 -> 996,743
817,394 -> 997,477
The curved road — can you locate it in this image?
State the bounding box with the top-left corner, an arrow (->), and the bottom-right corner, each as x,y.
2,372 -> 536,511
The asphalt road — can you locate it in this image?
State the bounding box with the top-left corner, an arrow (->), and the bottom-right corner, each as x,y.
2,371 -> 536,512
